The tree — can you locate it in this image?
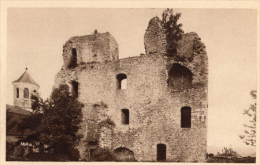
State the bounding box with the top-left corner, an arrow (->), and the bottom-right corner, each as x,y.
161,8 -> 184,56
39,84 -> 83,160
18,94 -> 43,134
239,90 -> 257,147
16,84 -> 83,160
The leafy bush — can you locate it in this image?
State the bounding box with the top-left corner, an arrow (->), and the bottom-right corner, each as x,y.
91,147 -> 117,161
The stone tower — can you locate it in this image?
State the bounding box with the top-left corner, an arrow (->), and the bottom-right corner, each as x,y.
62,32 -> 119,69
54,15 -> 208,162
12,68 -> 40,111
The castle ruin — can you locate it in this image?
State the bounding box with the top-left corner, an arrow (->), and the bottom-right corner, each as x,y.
54,13 -> 208,162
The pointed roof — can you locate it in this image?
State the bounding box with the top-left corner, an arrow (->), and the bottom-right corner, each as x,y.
12,68 -> 40,88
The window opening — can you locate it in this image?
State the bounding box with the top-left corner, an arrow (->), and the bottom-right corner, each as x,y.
121,79 -> 127,89
71,80 -> 79,97
121,109 -> 129,124
24,88 -> 29,98
157,144 -> 166,161
168,64 -> 192,90
16,88 -> 19,98
69,48 -> 77,68
181,107 -> 191,128
116,74 -> 127,89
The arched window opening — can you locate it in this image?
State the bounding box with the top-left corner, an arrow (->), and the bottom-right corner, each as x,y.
117,74 -> 127,89
157,144 -> 166,161
114,147 -> 135,161
24,88 -> 29,98
71,80 -> 79,97
181,107 -> 191,128
16,88 -> 19,98
121,109 -> 129,124
168,64 -> 192,90
69,48 -> 77,68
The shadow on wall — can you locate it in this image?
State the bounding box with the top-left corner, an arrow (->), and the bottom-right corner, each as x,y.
114,147 -> 136,162
168,63 -> 192,91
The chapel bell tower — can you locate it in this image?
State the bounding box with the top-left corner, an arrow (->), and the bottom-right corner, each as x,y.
12,68 -> 40,111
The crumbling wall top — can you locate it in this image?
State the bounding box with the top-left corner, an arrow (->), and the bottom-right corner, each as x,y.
144,17 -> 167,55
62,32 -> 119,69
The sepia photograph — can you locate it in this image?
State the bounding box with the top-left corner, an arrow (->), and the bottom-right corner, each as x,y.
1,1 -> 258,163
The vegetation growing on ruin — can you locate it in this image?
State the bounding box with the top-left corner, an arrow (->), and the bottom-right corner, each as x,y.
161,9 -> 184,56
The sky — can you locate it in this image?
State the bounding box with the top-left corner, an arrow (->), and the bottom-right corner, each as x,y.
4,7 -> 258,156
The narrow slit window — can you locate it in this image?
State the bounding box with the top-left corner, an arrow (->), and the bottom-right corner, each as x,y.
69,48 -> 77,68
24,88 -> 29,98
181,107 -> 191,128
121,109 -> 129,124
71,80 -> 79,97
16,88 -> 19,98
116,74 -> 127,89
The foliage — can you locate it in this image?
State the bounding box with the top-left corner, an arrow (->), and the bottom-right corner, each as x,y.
25,153 -> 70,161
11,84 -> 83,161
90,147 -> 117,161
215,147 -> 239,157
239,90 -> 257,146
31,93 -> 43,113
38,84 -> 83,160
19,114 -> 42,134
161,8 -> 184,56
205,147 -> 256,163
9,94 -> 43,135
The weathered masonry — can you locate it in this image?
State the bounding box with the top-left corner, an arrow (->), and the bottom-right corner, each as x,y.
54,15 -> 208,162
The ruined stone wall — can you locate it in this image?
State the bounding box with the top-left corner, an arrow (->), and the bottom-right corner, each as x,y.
54,26 -> 208,162
62,32 -> 118,68
99,127 -> 113,149
144,17 -> 166,55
